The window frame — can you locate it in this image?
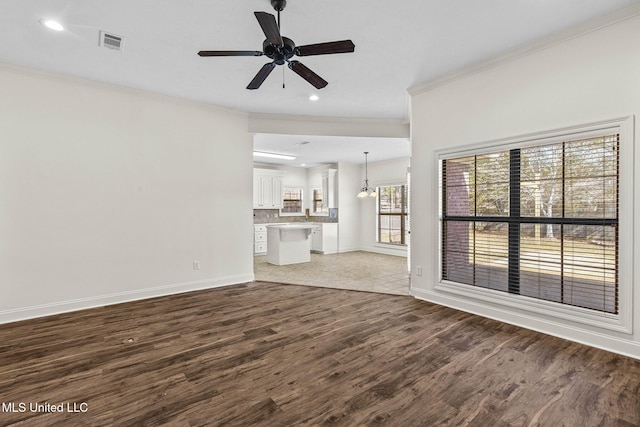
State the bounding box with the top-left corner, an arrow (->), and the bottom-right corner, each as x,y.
280,187 -> 304,216
377,184 -> 409,246
311,187 -> 328,216
435,116 -> 634,334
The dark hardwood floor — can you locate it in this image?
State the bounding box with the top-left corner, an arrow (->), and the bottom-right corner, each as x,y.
1,281 -> 639,426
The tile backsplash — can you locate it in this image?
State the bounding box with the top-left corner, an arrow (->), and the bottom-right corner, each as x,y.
253,209 -> 280,223
253,209 -> 338,224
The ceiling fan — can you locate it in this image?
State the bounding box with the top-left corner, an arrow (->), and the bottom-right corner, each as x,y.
197,0 -> 355,90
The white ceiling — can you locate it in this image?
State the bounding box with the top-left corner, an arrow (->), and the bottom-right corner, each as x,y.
2,0 -> 637,165
253,134 -> 410,168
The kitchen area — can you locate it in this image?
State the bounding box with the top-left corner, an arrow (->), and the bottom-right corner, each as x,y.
253,166 -> 339,265
252,162 -> 410,295
251,132 -> 411,295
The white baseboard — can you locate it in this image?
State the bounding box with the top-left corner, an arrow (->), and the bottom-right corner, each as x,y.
0,273 -> 255,325
338,246 -> 408,258
369,245 -> 408,257
338,245 -> 364,253
411,288 -> 640,361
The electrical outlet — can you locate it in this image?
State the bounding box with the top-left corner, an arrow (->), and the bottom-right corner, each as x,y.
193,261 -> 200,270
416,266 -> 422,276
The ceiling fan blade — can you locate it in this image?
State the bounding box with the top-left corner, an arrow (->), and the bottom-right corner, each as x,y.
295,40 -> 355,56
254,12 -> 283,47
198,50 -> 264,57
247,62 -> 277,90
288,60 -> 328,89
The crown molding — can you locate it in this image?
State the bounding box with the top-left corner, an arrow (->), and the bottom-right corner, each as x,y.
408,2 -> 640,96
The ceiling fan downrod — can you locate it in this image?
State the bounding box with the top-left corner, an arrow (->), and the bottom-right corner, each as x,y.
271,0 -> 287,87
271,0 -> 286,29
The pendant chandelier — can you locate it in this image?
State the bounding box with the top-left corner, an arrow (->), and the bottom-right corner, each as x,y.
357,152 -> 377,198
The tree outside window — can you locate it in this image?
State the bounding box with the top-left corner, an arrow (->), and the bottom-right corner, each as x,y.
441,134 -> 619,314
378,185 -> 408,245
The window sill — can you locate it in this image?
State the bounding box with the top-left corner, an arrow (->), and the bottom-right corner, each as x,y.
434,279 -> 629,334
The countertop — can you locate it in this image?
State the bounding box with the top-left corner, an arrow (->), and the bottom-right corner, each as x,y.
265,223 -> 316,229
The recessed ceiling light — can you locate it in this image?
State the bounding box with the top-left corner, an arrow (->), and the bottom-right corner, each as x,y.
253,151 -> 296,160
40,19 -> 64,31
309,94 -> 319,101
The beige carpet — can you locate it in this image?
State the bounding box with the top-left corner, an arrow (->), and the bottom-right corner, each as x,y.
254,251 -> 410,295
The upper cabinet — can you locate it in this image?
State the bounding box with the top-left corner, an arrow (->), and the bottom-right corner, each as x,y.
253,169 -> 285,209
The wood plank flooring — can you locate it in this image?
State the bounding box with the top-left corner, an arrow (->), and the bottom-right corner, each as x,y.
1,281 -> 639,426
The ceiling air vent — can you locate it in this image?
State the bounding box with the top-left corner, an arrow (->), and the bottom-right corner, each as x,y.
100,31 -> 124,51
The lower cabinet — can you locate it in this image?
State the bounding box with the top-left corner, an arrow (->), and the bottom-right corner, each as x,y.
256,222 -> 337,256
254,224 -> 267,255
311,223 -> 338,254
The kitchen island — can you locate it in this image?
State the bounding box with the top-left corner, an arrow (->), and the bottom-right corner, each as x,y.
266,224 -> 316,265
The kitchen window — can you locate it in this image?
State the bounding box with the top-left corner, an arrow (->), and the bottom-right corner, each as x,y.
313,188 -> 328,214
281,188 -> 303,214
378,184 -> 408,245
440,130 -> 622,318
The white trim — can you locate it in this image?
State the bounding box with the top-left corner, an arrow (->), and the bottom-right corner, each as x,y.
375,182 -> 410,248
372,243 -> 408,257
337,246 -> 364,254
434,280 -> 627,333
435,116 -> 634,334
280,187 -> 305,217
372,179 -> 407,188
437,116 -> 632,159
0,274 -> 254,325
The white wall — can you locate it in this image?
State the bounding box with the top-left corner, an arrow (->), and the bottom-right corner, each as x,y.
409,15 -> 640,358
0,64 -> 254,323
337,162 -> 361,252
361,157 -> 410,256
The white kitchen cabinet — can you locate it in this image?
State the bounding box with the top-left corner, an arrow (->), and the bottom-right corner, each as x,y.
310,223 -> 338,254
311,226 -> 321,252
253,169 -> 284,209
254,224 -> 268,254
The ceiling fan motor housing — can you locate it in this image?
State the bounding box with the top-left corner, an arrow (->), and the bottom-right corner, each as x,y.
271,0 -> 287,11
263,37 -> 295,65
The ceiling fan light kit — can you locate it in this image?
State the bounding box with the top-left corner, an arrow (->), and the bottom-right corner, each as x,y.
197,0 -> 355,90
